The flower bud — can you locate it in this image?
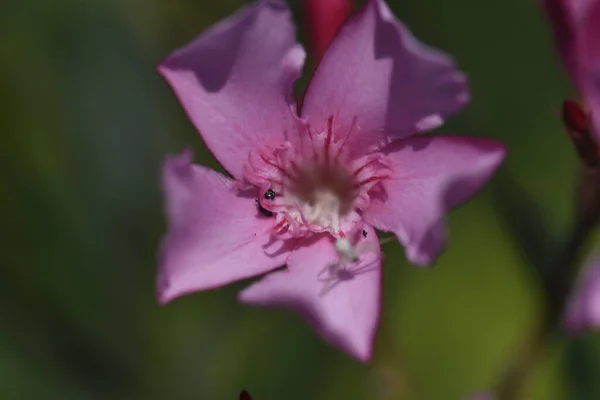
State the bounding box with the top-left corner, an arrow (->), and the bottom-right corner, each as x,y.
562,99 -> 600,167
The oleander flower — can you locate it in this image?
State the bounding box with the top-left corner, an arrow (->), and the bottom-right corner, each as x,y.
542,0 -> 600,333
157,0 -> 505,361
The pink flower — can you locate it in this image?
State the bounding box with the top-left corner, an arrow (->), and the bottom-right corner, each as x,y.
565,252 -> 600,332
543,0 -> 600,333
542,0 -> 600,134
157,0 -> 505,361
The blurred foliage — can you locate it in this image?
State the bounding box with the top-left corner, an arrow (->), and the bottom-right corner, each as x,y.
1,0 -> 600,399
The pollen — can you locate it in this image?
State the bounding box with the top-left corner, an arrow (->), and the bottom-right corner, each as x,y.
288,159 -> 356,230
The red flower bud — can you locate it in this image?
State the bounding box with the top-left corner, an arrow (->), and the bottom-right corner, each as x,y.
562,99 -> 599,167
304,0 -> 353,62
239,390 -> 253,400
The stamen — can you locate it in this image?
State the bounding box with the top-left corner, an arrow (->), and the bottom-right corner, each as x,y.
354,175 -> 389,189
324,116 -> 334,167
243,115 -> 391,238
352,158 -> 381,177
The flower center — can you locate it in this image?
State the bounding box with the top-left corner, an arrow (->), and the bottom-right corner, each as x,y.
243,117 -> 391,238
288,159 -> 355,226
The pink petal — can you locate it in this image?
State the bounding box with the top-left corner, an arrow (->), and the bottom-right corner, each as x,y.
565,252 -> 600,333
157,150 -> 292,304
540,0 -> 588,86
157,1 -> 305,179
542,0 -> 600,135
579,1 -> 600,136
301,0 -> 469,156
363,136 -> 505,266
238,225 -> 382,361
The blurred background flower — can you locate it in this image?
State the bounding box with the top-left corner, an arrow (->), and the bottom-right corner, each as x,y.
2,0 -> 600,399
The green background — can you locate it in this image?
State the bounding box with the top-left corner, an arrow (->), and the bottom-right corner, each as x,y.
2,0 -> 599,399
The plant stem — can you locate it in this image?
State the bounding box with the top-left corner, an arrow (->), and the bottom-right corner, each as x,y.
375,318 -> 423,400
495,167 -> 600,400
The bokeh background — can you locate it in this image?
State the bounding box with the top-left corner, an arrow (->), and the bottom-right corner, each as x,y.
3,0 -> 600,399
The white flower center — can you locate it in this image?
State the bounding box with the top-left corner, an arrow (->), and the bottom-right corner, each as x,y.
243,116 -> 392,238
282,159 -> 356,233
301,189 -> 343,226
